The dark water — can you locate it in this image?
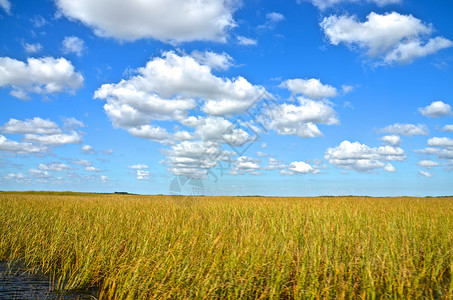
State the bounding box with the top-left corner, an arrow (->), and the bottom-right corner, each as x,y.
0,261 -> 98,299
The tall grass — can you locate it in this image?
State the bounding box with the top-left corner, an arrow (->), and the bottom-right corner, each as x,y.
1,192 -> 452,299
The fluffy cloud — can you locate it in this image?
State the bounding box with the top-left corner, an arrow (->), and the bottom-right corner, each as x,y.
85,166 -> 101,172
380,135 -> 401,146
0,135 -> 48,154
162,141 -> 232,178
81,145 -> 95,154
288,161 -> 316,174
55,0 -> 237,43
325,140 -> 405,172
281,78 -> 337,99
38,162 -> 71,171
190,51 -> 233,71
23,42 -> 43,54
264,98 -> 338,138
427,137 -> 453,148
321,12 -> 452,65
136,170 -> 151,180
0,57 -> 83,100
62,117 -> 86,129
419,101 -> 452,118
95,51 -> 269,144
237,36 -> 257,46
229,156 -> 261,175
28,169 -> 52,179
417,160 -> 439,169
0,118 -> 61,134
62,36 -> 85,57
23,132 -> 82,146
441,125 -> 453,132
380,123 -> 429,136
264,158 -> 285,170
305,0 -> 400,10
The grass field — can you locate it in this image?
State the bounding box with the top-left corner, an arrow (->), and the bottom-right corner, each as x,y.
1,192 -> 453,299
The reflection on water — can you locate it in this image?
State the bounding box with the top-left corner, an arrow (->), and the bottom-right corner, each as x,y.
0,261 -> 98,299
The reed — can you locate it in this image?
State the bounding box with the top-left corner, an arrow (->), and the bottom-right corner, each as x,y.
1,192 -> 452,299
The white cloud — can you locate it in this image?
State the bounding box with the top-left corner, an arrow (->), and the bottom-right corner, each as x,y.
427,137 -> 453,148
0,135 -> 48,154
62,36 -> 85,57
341,85 -> 354,94
85,166 -> 101,172
380,135 -> 401,146
281,78 -> 337,99
415,147 -> 453,160
229,156 -> 261,175
0,56 -> 83,100
81,144 -> 95,154
321,12 -> 452,65
288,161 -> 316,174
325,140 -> 406,172
62,117 -> 85,129
70,159 -> 92,167
264,158 -> 285,170
39,162 -> 71,171
306,0 -> 400,10
4,173 -> 27,180
162,141 -> 232,178
383,163 -> 396,172
266,12 -> 285,23
23,132 -> 82,146
418,170 -> 433,178
380,123 -> 429,136
237,36 -> 257,46
136,170 -> 151,180
23,42 -> 43,54
95,51 -> 269,142
418,101 -> 452,118
127,164 -> 149,170
28,169 -> 53,179
55,0 -> 237,43
0,117 -> 61,134
417,160 -> 439,169
190,51 -> 233,71
31,15 -> 47,27
441,125 -> 453,132
0,0 -> 11,14
264,98 -> 338,138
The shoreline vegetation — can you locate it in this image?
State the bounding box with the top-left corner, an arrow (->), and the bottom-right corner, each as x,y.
1,192 -> 452,299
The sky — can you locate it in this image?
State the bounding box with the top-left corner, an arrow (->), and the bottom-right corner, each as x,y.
1,0 -> 452,196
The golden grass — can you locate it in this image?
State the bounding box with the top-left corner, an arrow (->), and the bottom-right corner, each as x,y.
1,192 -> 453,299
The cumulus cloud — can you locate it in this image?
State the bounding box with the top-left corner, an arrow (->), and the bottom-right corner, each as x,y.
287,161 -> 317,174
305,0 -> 400,10
0,117 -> 61,135
281,78 -> 337,99
264,158 -> 285,170
325,140 -> 405,172
0,56 -> 83,100
417,160 -> 439,169
190,51 -> 233,71
95,51 -> 269,144
162,141 -> 232,178
419,101 -> 452,118
237,36 -> 257,46
264,97 -> 338,138
55,0 -> 237,43
62,36 -> 85,57
23,42 -> 42,54
136,170 -> 151,180
383,163 -> 396,172
85,166 -> 101,172
0,135 -> 48,154
427,137 -> 453,148
28,169 -> 52,179
418,170 -> 433,178
38,162 -> 71,171
321,12 -> 452,65
229,156 -> 261,175
62,117 -> 85,129
380,135 -> 401,146
81,145 -> 95,154
23,132 -> 82,146
380,123 -> 429,136
441,125 -> 453,132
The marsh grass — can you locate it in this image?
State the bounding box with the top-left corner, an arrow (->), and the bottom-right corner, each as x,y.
1,192 -> 452,299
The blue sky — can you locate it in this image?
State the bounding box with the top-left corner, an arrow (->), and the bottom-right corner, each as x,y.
1,0 -> 452,196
